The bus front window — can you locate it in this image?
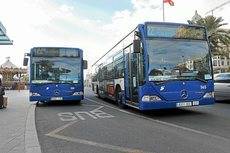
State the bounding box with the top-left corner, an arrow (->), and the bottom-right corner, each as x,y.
146,39 -> 212,82
31,57 -> 81,84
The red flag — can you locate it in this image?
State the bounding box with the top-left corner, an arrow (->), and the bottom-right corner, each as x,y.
163,0 -> 174,6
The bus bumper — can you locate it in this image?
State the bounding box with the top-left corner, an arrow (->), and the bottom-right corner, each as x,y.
30,95 -> 84,102
139,98 -> 215,110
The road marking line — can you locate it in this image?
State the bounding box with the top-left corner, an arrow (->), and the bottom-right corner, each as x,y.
46,121 -> 77,136
48,134 -> 147,153
46,120 -> 148,153
85,98 -> 134,115
85,97 -> 230,142
81,104 -> 102,107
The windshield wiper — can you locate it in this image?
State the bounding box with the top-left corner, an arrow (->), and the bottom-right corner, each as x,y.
33,82 -> 58,85
153,79 -> 176,85
179,76 -> 208,83
194,77 -> 207,83
154,77 -> 208,85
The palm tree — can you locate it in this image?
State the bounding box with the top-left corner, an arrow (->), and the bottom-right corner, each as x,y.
188,13 -> 230,55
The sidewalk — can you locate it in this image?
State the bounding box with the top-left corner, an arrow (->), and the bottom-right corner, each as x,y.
0,90 -> 41,153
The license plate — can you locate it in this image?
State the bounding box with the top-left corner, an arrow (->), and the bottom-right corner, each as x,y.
192,101 -> 199,106
176,102 -> 192,107
51,97 -> 63,101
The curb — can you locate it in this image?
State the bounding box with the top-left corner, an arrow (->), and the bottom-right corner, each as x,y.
25,104 -> 42,153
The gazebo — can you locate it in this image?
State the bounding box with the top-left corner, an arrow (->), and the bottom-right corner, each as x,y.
0,57 -> 27,89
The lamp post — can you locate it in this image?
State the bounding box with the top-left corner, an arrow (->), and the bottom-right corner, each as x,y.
205,0 -> 230,16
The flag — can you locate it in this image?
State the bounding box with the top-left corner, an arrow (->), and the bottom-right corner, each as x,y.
163,0 -> 174,6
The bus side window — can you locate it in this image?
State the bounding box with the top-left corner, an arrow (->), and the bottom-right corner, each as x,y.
98,68 -> 102,82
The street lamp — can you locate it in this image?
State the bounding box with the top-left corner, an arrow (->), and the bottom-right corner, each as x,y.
205,0 -> 230,16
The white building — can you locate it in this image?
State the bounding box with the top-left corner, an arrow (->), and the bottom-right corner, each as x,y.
185,59 -> 194,70
212,52 -> 230,73
84,73 -> 92,87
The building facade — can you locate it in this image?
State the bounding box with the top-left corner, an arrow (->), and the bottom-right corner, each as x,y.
85,73 -> 92,87
212,52 -> 230,73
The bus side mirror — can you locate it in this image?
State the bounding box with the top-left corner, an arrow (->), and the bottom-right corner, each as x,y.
133,39 -> 141,53
83,60 -> 88,69
208,35 -> 211,42
23,58 -> 28,66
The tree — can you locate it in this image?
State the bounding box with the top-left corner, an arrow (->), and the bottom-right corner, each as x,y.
188,13 -> 230,55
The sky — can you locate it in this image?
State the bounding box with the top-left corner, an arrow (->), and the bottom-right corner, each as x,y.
0,0 -> 229,74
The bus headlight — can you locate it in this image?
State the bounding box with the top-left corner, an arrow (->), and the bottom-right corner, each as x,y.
30,92 -> 41,96
203,92 -> 214,98
142,95 -> 161,102
73,91 -> 83,96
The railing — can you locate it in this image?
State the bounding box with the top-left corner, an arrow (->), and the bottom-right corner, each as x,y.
3,81 -> 27,90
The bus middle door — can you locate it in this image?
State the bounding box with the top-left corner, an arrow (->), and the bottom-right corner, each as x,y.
125,52 -> 139,104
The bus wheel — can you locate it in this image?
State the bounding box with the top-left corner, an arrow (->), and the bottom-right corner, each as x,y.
117,92 -> 126,109
36,101 -> 41,107
115,87 -> 120,103
96,86 -> 101,98
97,89 -> 102,99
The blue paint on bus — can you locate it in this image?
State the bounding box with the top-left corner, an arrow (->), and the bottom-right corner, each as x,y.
92,22 -> 215,110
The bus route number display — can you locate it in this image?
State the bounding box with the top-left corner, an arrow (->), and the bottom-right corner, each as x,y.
147,25 -> 176,38
146,24 -> 205,40
33,48 -> 80,57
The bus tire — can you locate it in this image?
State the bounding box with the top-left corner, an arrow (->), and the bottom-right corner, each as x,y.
117,91 -> 126,109
115,86 -> 121,103
96,85 -> 99,94
97,93 -> 101,99
97,86 -> 101,98
36,101 -> 41,107
116,87 -> 126,109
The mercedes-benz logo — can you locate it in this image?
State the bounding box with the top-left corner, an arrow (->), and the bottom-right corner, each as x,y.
54,90 -> 60,96
181,90 -> 188,99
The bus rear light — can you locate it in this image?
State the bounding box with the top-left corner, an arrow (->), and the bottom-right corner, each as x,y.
30,92 -> 41,96
73,91 -> 83,96
203,92 -> 214,98
142,95 -> 161,102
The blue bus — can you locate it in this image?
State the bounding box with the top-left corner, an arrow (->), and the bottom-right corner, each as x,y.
24,47 -> 87,102
92,22 -> 215,110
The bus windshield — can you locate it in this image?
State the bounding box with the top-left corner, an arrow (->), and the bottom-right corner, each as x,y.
31,57 -> 81,84
146,39 -> 212,82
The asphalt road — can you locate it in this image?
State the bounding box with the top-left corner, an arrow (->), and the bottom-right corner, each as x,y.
36,88 -> 230,153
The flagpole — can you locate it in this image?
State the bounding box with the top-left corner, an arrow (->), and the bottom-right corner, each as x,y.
163,0 -> 165,22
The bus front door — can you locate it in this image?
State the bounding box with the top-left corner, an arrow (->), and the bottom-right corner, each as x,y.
125,53 -> 139,104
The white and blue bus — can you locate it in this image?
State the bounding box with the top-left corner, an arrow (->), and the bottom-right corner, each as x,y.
24,47 -> 87,103
92,22 -> 215,110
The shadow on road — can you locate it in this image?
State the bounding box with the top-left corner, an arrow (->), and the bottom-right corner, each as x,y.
141,108 -> 205,118
36,100 -> 82,107
215,100 -> 230,104
95,97 -> 205,119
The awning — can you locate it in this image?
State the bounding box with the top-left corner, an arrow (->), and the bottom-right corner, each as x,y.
0,21 -> 13,45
